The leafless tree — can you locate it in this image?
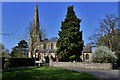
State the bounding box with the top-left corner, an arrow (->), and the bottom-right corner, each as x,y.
89,14 -> 119,50
24,21 -> 47,57
24,21 -> 47,43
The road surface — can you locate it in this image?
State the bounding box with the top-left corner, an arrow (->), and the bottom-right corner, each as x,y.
65,68 -> 119,80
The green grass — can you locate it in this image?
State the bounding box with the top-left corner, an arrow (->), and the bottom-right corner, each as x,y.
2,67 -> 96,80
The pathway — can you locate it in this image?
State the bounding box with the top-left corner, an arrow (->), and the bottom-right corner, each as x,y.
65,68 -> 119,80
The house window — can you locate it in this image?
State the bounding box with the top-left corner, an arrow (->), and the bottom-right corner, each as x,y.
43,43 -> 46,49
85,54 -> 89,60
51,43 -> 54,49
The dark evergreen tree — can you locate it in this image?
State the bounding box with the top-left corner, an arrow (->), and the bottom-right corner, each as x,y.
57,6 -> 84,61
11,40 -> 28,58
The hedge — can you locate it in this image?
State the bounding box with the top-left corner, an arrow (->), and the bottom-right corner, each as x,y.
1,57 -> 5,69
8,58 -> 35,68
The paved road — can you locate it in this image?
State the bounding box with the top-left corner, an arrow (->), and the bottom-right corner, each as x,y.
65,68 -> 120,80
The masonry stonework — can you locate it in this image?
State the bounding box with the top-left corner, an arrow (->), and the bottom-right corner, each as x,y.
51,62 -> 112,70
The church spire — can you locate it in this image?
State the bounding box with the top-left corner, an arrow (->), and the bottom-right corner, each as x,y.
34,5 -> 39,26
29,5 -> 41,57
29,5 -> 42,58
32,4 -> 41,41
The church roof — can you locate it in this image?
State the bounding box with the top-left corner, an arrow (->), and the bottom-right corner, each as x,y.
3,53 -> 11,58
82,45 -> 92,53
36,49 -> 56,53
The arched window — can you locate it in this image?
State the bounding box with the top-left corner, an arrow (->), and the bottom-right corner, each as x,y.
43,43 -> 46,49
35,50 -> 39,53
51,43 -> 54,49
85,54 -> 89,60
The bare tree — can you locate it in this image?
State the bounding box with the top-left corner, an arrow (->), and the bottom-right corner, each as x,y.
89,14 -> 119,50
24,21 -> 48,57
24,22 -> 33,42
40,27 -> 47,40
24,21 -> 47,43
89,14 -> 120,67
0,43 -> 4,57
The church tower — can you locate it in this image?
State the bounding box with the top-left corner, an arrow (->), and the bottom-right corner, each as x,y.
29,5 -> 41,57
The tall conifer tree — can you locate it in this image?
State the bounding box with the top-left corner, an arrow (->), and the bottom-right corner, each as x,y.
57,6 -> 84,61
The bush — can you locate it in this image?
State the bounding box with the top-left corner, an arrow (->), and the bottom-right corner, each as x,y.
93,46 -> 117,63
69,55 -> 75,61
8,58 -> 35,68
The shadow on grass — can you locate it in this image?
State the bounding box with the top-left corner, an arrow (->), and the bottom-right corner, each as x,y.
2,67 -> 96,80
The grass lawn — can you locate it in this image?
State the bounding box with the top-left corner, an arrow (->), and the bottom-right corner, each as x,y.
2,67 -> 96,80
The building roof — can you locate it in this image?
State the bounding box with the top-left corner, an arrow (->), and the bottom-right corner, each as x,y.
3,53 -> 11,58
82,45 -> 92,53
36,49 -> 56,53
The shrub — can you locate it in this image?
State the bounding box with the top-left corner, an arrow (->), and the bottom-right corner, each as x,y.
1,57 -> 5,69
93,46 -> 117,63
69,55 -> 75,61
8,58 -> 35,68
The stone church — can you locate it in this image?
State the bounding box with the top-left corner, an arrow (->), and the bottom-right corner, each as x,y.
28,5 -> 92,63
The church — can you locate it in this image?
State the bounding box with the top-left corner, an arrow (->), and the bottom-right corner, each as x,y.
28,5 -> 92,63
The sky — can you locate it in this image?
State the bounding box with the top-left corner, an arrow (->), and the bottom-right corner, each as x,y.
2,2 -> 118,52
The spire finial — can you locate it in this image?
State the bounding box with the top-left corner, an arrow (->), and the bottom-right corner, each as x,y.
35,4 -> 38,11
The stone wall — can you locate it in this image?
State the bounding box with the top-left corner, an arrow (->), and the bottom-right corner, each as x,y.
51,62 -> 112,70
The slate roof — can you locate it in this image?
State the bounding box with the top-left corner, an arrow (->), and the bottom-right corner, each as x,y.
3,53 -> 11,58
82,45 -> 92,53
36,49 -> 56,53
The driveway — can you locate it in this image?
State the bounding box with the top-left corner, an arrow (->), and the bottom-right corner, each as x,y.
65,68 -> 119,80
